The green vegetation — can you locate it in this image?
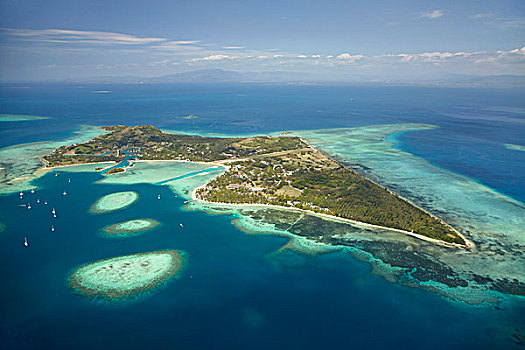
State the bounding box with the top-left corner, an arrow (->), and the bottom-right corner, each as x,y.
44,124 -> 465,245
197,149 -> 465,245
43,125 -> 306,166
104,167 -> 125,175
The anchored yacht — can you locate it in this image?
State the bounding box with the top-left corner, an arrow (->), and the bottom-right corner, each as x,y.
24,237 -> 28,247
30,189 -> 35,194
51,225 -> 55,232
27,204 -> 31,210
63,191 -> 67,196
36,198 -> 40,203
157,194 -> 161,200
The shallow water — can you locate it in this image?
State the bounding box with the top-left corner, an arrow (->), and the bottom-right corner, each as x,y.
0,84 -> 524,349
294,125 -> 525,294
90,191 -> 139,213
1,169 -> 523,349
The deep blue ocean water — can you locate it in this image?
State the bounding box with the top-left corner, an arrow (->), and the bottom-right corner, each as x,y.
0,83 -> 524,349
1,83 -> 523,202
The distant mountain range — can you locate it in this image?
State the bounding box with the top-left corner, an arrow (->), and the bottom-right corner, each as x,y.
67,69 -> 312,84
27,69 -> 525,88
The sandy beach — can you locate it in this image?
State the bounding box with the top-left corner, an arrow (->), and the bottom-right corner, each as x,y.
190,180 -> 472,249
35,133 -> 471,249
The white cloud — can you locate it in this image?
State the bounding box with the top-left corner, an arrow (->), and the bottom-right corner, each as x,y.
2,26 -> 523,79
1,28 -> 166,45
150,40 -> 202,52
372,48 -> 525,68
418,10 -> 443,19
507,47 -> 525,55
336,53 -> 351,59
148,59 -> 172,67
378,50 -> 483,63
191,54 -> 231,61
469,13 -> 491,20
170,40 -> 200,45
336,53 -> 364,63
485,16 -> 525,30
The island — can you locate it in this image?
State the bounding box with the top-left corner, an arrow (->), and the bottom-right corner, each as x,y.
0,113 -> 49,122
69,250 -> 183,299
102,219 -> 160,237
104,167 -> 125,175
505,143 -> 525,152
44,125 -> 467,246
43,124 -> 307,166
90,191 -> 139,213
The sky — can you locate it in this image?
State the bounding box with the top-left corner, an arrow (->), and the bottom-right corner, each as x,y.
0,0 -> 524,81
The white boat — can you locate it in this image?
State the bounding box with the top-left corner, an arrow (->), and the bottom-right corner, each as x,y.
24,237 -> 29,247
183,200 -> 191,203
19,191 -> 24,197
68,178 -> 71,183
44,201 -> 48,205
53,214 -> 57,218
27,204 -> 31,210
63,191 -> 67,196
36,198 -> 40,203
30,189 -> 35,194
51,225 -> 55,232
179,223 -> 184,228
52,208 -> 56,214
157,194 -> 161,200
55,172 -> 59,177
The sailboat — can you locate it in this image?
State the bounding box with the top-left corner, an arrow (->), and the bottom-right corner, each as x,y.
68,178 -> 71,183
24,237 -> 28,247
51,225 -> 55,232
27,204 -> 31,210
157,194 -> 161,200
179,223 -> 184,228
63,190 -> 67,196
36,198 -> 40,203
55,172 -> 59,177
52,208 -> 56,215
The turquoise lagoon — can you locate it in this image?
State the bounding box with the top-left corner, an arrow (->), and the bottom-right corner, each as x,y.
101,218 -> 160,237
0,84 -> 524,349
90,191 -> 139,214
0,113 -> 49,122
